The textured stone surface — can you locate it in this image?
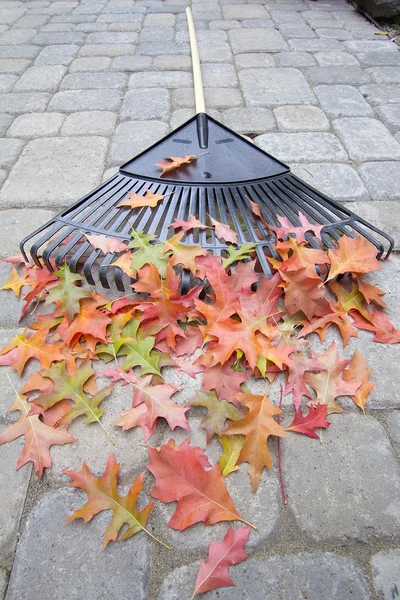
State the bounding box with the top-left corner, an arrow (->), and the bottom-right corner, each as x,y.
305,66 -> 370,85
128,70 -> 191,89
0,137 -> 24,168
60,71 -> 127,90
0,427 -> 31,569
333,117 -> 400,161
6,489 -> 150,600
274,106 -> 329,131
0,570 -> 6,598
159,553 -> 371,600
240,68 -> 316,107
223,107 -> 275,133
79,43 -> 136,57
229,28 -> 288,53
314,51 -> 360,66
69,56 -> 111,72
316,85 -> 374,117
0,57 -> 30,74
371,550 -> 400,600
34,44 -> 78,65
108,120 -> 168,166
343,201 -> 400,250
256,132 -> 347,162
288,38 -> 344,52
7,112 -> 65,137
49,89 -> 120,112
0,137 -> 108,208
235,53 -> 275,69
121,88 -> 169,121
0,208 -> 55,259
359,161 -> 400,200
223,4 -> 269,19
0,113 -> 12,135
61,111 -> 116,136
0,73 -> 17,93
376,104 -> 400,132
291,162 -> 368,201
0,92 -> 49,114
360,85 -> 400,105
356,50 -> 400,67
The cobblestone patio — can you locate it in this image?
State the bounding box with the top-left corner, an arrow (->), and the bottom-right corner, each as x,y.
0,0 -> 400,598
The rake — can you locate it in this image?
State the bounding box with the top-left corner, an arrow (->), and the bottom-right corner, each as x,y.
20,8 -> 394,293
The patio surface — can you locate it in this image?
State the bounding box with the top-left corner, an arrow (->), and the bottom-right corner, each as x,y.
0,0 -> 400,598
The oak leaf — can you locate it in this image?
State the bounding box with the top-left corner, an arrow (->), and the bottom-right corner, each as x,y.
85,234 -> 126,254
57,296 -> 112,346
343,350 -> 374,414
118,189 -> 165,209
1,267 -> 29,298
170,215 -> 207,232
222,243 -> 256,270
45,265 -> 91,322
225,392 -> 287,491
325,235 -> 381,283
269,213 -> 324,243
202,361 -> 247,407
155,154 -> 196,177
280,268 -> 330,321
64,453 -> 167,548
0,388 -> 74,477
147,439 -> 249,530
284,352 -> 326,410
351,310 -> 400,344
189,390 -> 245,443
164,231 -> 207,278
299,302 -> 358,348
219,434 -> 246,478
210,218 -> 238,245
0,329 -> 65,376
128,229 -> 169,277
286,403 -> 330,439
192,525 -> 251,597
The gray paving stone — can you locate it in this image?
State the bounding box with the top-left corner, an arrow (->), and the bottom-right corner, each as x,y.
158,553 -> 371,600
0,8 -> 26,26
270,10 -> 306,24
170,107 -> 220,129
0,74 -> 17,93
316,85 -> 374,117
274,106 -> 329,131
0,113 -> 12,135
280,23 -> 317,39
0,45 -> 40,60
0,263 -> 23,327
69,56 -> 111,72
13,65 -> 66,92
342,201 -> 400,251
201,63 -> 238,88
367,66 -> 400,85
128,71 -> 192,89
153,55 -> 191,71
229,28 -> 288,53
289,38 -> 344,52
284,413 -> 400,543
242,19 -> 276,29
333,117 -> 400,161
86,31 -> 138,45
143,13 -> 175,27
60,111 -> 116,136
121,88 -> 169,120
374,104 -> 400,132
34,44 -> 78,65
102,3 -> 145,14
344,39 -> 399,54
108,120 -> 168,166
291,163 -> 368,201
50,14 -> 96,24
60,71 -> 127,90
31,31 -> 84,45
79,43 -> 136,57
387,412 -> 400,452
356,50 -> 400,67
0,58 -> 31,74
172,87 -> 243,109
0,137 -> 108,208
359,161 -> 400,201
0,168 -> 6,185
223,107 -> 275,133
0,138 -> 24,168
222,4 -> 269,19
240,68 -> 316,107
111,55 -> 152,72
0,570 -> 6,598
49,89 -> 121,112
360,85 -> 400,105
136,41 -> 189,56
0,208 -> 55,259
41,22 -> 74,32
97,13 -> 143,24
0,427 -> 31,569
304,66 -> 370,85
314,51 -> 359,66
235,53 -> 275,69
140,26 -> 174,42
75,23 -> 108,32
275,51 -> 316,67
209,19 -> 241,29
256,132 -> 347,162
7,112 -> 65,137
0,28 -> 36,46
5,489 -> 150,600
315,27 -> 353,40
371,550 -> 400,600
73,3 -> 104,15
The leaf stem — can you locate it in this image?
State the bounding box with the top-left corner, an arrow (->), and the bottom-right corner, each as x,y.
142,526 -> 172,550
277,385 -> 288,505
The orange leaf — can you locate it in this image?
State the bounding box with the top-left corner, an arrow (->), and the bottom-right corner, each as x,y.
0,329 -> 65,376
155,154 -> 196,177
1,267 -> 29,298
325,236 -> 381,283
210,218 -> 238,245
343,350 -> 374,414
85,234 -> 126,254
118,189 -> 165,209
170,215 -> 207,232
286,403 -> 330,439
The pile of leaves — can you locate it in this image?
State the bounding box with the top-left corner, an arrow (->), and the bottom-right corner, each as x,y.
1,191 -> 399,596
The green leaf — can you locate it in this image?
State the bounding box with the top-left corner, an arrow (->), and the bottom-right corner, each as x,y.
219,434 -> 246,477
189,390 -> 245,443
120,336 -> 161,377
129,229 -> 169,277
46,265 -> 91,321
222,244 -> 256,270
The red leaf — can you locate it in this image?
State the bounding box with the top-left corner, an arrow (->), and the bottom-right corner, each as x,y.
269,213 -> 324,243
170,215 -> 207,232
85,234 -> 126,254
202,361 -> 247,407
351,309 -> 400,344
284,352 -> 326,410
210,218 -> 238,245
193,525 -> 251,597
286,404 -> 330,439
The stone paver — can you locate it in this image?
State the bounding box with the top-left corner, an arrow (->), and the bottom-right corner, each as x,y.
61,111 -> 116,136
0,138 -> 24,168
159,553 -> 371,600
222,107 -> 275,133
0,137 -> 108,207
60,71 -> 127,90
34,44 -> 79,65
333,117 -> 400,161
240,68 -> 316,106
360,84 -> 400,105
315,84 -> 374,117
0,208 -> 55,259
283,413 -> 400,543
376,104 -> 400,132
291,162 -> 368,201
128,70 -> 191,89
229,28 -> 288,53
274,105 -> 329,131
342,201 -> 400,250
371,550 -> 400,600
0,114 -> 11,135
5,489 -> 150,600
359,162 -> 400,201
387,412 -> 400,452
69,56 -> 111,72
0,570 -> 6,598
0,428 -> 31,569
121,88 -> 169,121
256,132 -> 347,162
108,120 -> 168,166
0,92 -> 49,114
7,112 -> 65,137
49,89 -> 121,112
305,66 -> 370,85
